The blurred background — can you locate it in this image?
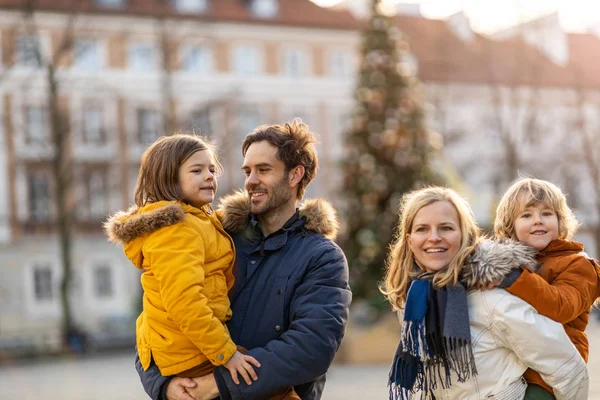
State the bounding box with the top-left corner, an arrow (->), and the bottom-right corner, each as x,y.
0,0 -> 599,398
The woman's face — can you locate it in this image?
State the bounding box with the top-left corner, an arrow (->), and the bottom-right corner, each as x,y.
407,200 -> 462,273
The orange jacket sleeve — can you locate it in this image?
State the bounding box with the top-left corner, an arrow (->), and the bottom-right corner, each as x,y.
506,256 -> 598,324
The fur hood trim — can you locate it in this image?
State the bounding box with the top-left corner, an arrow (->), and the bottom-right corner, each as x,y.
461,239 -> 539,289
104,202 -> 185,245
218,190 -> 340,240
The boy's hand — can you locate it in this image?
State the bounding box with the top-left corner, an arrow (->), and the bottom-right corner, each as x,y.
224,350 -> 261,385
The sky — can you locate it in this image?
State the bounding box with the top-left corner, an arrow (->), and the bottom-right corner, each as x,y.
310,0 -> 600,34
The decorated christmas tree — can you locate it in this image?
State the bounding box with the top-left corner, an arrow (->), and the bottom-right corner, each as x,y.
341,0 -> 441,307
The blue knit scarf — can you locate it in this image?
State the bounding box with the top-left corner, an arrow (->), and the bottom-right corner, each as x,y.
388,277 -> 477,400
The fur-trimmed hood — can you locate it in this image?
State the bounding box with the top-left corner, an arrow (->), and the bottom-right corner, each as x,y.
461,239 -> 540,289
104,201 -> 190,245
218,190 -> 340,240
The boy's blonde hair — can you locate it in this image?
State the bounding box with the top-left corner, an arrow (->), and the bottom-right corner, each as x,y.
380,186 -> 480,310
494,178 -> 580,241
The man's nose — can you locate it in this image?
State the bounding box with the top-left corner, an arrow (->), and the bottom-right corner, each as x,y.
246,171 -> 259,186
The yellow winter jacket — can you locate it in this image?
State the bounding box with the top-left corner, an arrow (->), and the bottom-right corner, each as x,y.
104,200 -> 237,375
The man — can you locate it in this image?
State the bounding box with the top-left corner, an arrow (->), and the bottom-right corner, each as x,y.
136,119 -> 352,400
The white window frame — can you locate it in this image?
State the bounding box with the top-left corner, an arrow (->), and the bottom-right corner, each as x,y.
93,264 -> 114,298
27,169 -> 52,222
251,0 -> 278,18
281,46 -> 311,78
73,39 -> 104,71
173,0 -> 207,13
128,41 -> 158,72
96,0 -> 124,7
136,108 -> 161,144
231,44 -> 264,76
327,48 -> 355,78
15,35 -> 43,68
84,168 -> 108,220
24,260 -> 60,316
81,102 -> 106,145
24,105 -> 49,144
180,43 -> 213,74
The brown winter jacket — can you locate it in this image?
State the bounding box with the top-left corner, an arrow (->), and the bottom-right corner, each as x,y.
506,239 -> 600,393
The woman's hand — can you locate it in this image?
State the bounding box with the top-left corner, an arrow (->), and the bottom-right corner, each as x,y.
224,350 -> 261,385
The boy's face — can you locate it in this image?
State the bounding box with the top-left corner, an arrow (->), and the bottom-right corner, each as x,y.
514,201 -> 559,251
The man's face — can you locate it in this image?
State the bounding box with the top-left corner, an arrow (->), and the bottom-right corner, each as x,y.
242,141 -> 293,216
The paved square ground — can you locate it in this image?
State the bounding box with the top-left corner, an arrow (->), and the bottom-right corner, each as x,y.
1,318 -> 598,399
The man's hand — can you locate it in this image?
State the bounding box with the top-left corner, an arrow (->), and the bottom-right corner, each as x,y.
224,350 -> 261,385
187,374 -> 220,400
166,377 -> 197,400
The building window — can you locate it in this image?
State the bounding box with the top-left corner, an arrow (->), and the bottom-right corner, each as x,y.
251,0 -> 278,18
85,169 -> 107,219
25,106 -> 48,144
181,45 -> 212,73
27,171 -> 51,221
81,104 -> 105,145
237,107 -> 260,141
173,0 -> 207,13
94,265 -> 113,298
137,109 -> 160,144
232,45 -> 263,76
129,43 -> 157,72
34,265 -> 53,301
189,107 -> 212,138
74,39 -> 102,71
15,35 -> 42,67
96,0 -> 124,7
327,49 -> 354,78
282,47 -> 310,77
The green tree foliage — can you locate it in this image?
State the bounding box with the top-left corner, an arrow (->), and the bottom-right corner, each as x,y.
341,0 -> 442,306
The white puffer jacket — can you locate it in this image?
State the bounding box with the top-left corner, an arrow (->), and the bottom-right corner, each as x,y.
431,288 -> 588,400
403,240 -> 589,400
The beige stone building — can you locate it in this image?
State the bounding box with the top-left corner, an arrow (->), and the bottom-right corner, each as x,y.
0,0 -> 360,351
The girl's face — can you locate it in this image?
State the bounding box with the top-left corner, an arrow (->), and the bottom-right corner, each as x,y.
513,201 -> 559,250
178,150 -> 218,209
407,201 -> 462,273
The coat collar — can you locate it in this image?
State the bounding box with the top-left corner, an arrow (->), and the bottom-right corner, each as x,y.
218,190 -> 339,240
539,238 -> 584,256
104,201 -> 210,245
461,239 -> 540,290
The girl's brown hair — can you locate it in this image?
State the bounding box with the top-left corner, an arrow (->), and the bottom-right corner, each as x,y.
494,178 -> 580,241
134,133 -> 221,207
381,186 -> 480,310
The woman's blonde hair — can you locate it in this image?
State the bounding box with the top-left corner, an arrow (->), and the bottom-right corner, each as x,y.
381,186 -> 480,310
494,178 -> 580,241
134,132 -> 222,207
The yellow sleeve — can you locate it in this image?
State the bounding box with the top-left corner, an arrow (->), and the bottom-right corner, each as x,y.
144,221 -> 236,366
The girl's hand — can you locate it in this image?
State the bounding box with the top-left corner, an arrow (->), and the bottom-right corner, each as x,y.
224,351 -> 261,385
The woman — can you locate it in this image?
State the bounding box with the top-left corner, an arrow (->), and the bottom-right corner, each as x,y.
382,186 -> 588,400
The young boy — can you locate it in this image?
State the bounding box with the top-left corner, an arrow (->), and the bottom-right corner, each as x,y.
494,178 -> 600,399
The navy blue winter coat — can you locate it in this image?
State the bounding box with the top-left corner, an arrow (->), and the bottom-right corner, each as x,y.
135,193 -> 352,400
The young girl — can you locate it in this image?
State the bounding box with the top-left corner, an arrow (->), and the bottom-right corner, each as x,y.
495,178 -> 600,399
105,133 -> 298,399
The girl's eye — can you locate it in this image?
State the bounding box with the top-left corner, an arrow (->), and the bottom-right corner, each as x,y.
209,169 -> 216,174
542,211 -> 554,216
521,213 -> 531,218
191,169 -> 201,173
